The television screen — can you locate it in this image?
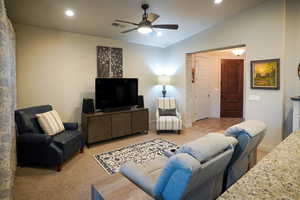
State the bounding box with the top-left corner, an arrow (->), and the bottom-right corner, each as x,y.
95,78 -> 138,110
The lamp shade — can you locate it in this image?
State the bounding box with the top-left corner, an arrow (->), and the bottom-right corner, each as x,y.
158,75 -> 171,85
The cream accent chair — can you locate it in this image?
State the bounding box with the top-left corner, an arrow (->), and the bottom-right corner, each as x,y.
156,97 -> 182,134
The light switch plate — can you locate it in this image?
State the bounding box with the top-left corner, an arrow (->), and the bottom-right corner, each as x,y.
249,95 -> 261,101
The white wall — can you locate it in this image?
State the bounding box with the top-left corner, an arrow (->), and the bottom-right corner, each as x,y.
164,0 -> 285,150
15,24 -> 164,127
283,0 -> 300,138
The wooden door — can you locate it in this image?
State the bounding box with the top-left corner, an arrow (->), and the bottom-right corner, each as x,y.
192,55 -> 210,121
221,59 -> 244,118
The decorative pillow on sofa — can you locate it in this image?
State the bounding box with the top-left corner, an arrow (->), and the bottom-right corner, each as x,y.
159,108 -> 177,116
36,110 -> 65,135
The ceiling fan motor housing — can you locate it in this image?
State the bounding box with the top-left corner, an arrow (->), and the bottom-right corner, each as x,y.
141,4 -> 149,10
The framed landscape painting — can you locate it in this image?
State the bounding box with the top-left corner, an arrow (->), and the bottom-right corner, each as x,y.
250,59 -> 280,90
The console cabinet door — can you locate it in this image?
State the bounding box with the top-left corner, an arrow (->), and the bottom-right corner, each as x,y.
131,110 -> 149,133
112,113 -> 131,138
88,116 -> 112,143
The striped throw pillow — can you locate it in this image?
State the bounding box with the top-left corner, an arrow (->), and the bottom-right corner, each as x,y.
36,110 -> 65,135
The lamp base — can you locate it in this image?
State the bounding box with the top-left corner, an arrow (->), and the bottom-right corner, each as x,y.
162,85 -> 167,98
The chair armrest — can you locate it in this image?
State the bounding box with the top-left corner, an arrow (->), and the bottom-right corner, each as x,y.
63,122 -> 78,130
17,134 -> 53,145
176,110 -> 182,120
120,162 -> 156,196
156,109 -> 160,120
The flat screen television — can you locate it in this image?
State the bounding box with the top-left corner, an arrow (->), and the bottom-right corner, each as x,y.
95,78 -> 138,111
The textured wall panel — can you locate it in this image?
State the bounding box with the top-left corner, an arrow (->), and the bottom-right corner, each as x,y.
0,0 -> 16,199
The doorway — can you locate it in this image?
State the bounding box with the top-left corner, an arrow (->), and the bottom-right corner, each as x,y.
189,47 -> 245,123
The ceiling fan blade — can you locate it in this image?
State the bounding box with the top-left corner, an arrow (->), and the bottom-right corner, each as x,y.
152,24 -> 179,30
147,13 -> 160,23
121,28 -> 138,33
115,20 -> 138,26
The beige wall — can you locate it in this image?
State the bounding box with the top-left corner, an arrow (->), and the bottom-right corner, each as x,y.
15,24 -> 164,126
164,0 -> 285,151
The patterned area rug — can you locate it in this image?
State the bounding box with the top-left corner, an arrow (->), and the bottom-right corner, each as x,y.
94,138 -> 178,175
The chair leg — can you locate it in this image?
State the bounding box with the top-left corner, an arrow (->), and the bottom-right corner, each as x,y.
56,164 -> 62,172
157,131 -> 160,135
177,130 -> 181,134
80,146 -> 84,153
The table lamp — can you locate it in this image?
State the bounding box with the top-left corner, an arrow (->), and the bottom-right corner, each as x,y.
158,75 -> 171,97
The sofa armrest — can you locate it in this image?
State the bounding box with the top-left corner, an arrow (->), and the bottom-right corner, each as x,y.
156,109 -> 160,120
17,133 -> 53,145
153,153 -> 200,199
63,122 -> 78,130
120,162 -> 156,196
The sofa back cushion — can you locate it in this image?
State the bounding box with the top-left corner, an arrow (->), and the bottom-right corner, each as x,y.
177,133 -> 237,163
36,110 -> 65,135
225,120 -> 267,138
15,105 -> 53,134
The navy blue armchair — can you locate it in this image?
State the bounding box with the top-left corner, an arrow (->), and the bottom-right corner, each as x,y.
15,105 -> 84,171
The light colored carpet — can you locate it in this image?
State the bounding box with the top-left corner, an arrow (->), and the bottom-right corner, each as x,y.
13,118 -> 268,200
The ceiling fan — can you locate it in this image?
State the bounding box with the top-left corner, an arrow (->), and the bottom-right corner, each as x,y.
115,4 -> 179,34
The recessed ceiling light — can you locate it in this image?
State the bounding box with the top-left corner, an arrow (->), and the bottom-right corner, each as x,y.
214,0 -> 223,4
65,9 -> 75,17
157,32 -> 162,37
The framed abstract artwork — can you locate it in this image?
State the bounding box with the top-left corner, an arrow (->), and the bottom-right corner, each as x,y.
250,59 -> 280,90
97,46 -> 123,78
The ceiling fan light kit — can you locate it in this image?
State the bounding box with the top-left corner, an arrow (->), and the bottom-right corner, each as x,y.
115,4 -> 179,34
138,26 -> 153,34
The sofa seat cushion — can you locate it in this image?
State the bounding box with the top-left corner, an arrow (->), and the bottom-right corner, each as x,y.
177,133 -> 237,163
53,130 -> 82,161
137,157 -> 167,182
157,116 -> 182,130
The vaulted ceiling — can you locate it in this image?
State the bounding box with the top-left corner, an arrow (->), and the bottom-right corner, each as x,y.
6,0 -> 266,48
